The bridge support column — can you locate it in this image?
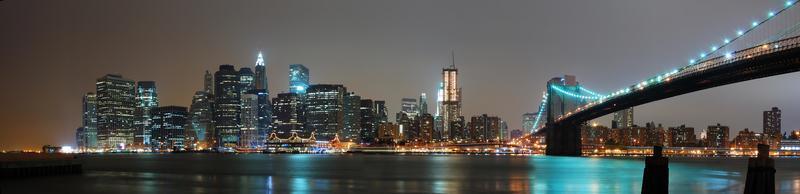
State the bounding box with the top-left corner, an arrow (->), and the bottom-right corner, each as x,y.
642,146 -> 668,194
744,144 -> 775,194
545,123 -> 582,156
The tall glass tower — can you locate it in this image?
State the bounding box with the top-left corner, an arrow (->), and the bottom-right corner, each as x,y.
289,64 -> 309,94
213,65 -> 241,148
134,81 -> 158,148
96,74 -> 136,149
253,52 -> 272,146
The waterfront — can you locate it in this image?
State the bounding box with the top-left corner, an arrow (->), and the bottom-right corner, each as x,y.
2,154 -> 800,193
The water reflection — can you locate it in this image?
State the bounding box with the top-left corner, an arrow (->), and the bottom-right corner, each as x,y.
4,154 -> 800,193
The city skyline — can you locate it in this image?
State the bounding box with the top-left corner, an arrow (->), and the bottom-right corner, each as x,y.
3,0 -> 800,150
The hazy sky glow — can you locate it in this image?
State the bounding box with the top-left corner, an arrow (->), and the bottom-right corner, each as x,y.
1,0 -> 799,150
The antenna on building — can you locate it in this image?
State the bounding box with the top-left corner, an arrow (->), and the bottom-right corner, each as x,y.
450,50 -> 456,68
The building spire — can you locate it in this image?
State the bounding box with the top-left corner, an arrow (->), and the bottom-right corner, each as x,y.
450,50 -> 456,68
256,51 -> 265,66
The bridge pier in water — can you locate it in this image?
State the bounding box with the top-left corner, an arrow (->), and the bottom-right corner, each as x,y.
544,123 -> 581,156
744,144 -> 775,194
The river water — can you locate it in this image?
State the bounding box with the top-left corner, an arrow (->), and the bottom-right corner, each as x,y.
3,154 -> 800,193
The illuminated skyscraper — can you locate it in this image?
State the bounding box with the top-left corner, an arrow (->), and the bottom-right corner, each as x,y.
189,91 -> 213,148
77,93 -> 98,150
204,70 -> 213,94
305,84 -> 347,140
96,74 -> 136,149
289,64 -> 309,94
253,53 -> 272,143
254,52 -> 268,91
763,107 -> 781,138
374,100 -> 388,124
441,55 -> 462,140
522,112 -> 536,134
359,99 -> 377,143
213,65 -> 241,148
418,93 -> 428,115
134,81 -> 158,148
151,106 -> 188,151
612,108 -> 634,129
343,92 -> 362,141
239,68 -> 254,95
400,98 -> 419,118
272,92 -> 305,137
239,92 -> 259,148
706,123 -> 730,148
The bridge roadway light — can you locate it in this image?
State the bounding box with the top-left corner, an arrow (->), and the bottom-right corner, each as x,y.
752,21 -> 759,28
737,30 -> 744,36
787,1 -> 794,7
724,38 -> 730,44
768,11 -> 776,17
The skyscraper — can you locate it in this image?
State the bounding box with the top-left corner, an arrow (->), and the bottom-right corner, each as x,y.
522,112 -> 536,133
359,99 -> 377,143
305,84 -> 346,140
213,65 -> 241,148
441,61 -> 462,141
374,100 -> 388,124
400,98 -> 419,118
612,108 -> 634,129
254,52 -> 268,91
150,106 -> 188,151
419,113 -> 434,143
239,92 -> 259,148
289,64 -> 309,94
78,93 -> 98,150
272,92 -> 305,137
706,123 -> 730,148
343,92 -> 362,142
96,74 -> 136,149
253,53 -> 272,144
255,89 -> 271,146
204,70 -> 214,94
418,93 -> 428,115
239,68 -> 255,94
763,107 -> 781,138
189,91 -> 214,149
134,81 -> 158,148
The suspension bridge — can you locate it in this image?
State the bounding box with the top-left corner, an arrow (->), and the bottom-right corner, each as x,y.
530,1 -> 800,156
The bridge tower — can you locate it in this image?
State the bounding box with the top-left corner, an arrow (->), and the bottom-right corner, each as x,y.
544,75 -> 590,156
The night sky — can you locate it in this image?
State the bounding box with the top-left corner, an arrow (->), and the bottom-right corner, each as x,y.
1,0 -> 798,150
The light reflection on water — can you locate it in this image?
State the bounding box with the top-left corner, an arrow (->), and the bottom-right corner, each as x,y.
3,154 -> 800,193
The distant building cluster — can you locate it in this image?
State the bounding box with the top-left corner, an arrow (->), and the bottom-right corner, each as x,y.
578,107 -> 790,150
75,52 -> 512,151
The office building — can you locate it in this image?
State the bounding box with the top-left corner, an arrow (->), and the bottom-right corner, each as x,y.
305,84 -> 346,141
213,65 -> 241,148
522,112 -> 536,133
151,106 -> 188,151
419,93 -> 428,115
78,93 -> 98,150
359,99 -> 377,143
134,81 -> 158,148
272,92 -> 306,137
343,93 -> 361,141
289,64 -> 309,94
239,93 -> 259,148
96,74 -> 136,149
764,107 -> 781,138
189,91 -> 214,149
706,123 -> 730,148
668,125 -> 696,147
612,108 -> 634,129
